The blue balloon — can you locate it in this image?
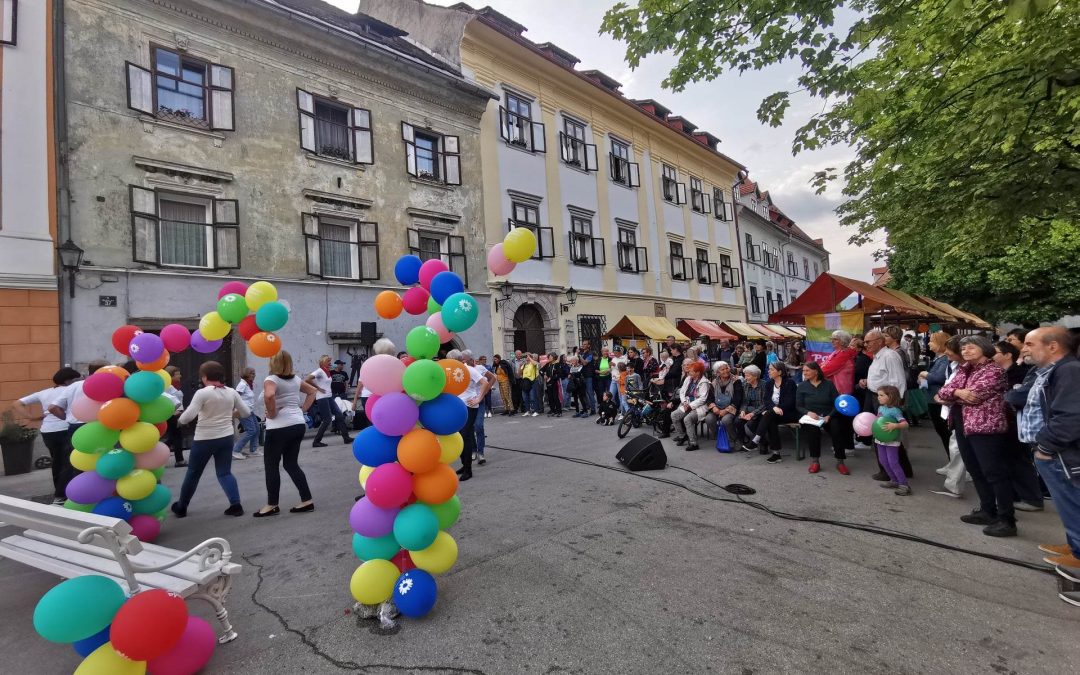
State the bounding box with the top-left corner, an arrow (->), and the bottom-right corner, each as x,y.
394,255 -> 424,286
834,394 -> 860,417
72,625 -> 111,657
92,496 -> 133,521
393,569 -> 438,618
352,427 -> 400,467
428,271 -> 465,305
419,394 -> 468,435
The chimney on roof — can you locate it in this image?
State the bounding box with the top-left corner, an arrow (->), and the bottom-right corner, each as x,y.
692,132 -> 719,150
535,42 -> 580,69
579,69 -> 622,93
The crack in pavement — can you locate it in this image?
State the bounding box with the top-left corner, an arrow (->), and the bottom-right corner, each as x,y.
243,555 -> 487,674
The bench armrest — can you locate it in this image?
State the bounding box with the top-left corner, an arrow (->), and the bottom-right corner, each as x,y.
128,538 -> 233,575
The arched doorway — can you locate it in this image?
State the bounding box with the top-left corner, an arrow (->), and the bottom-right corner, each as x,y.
513,304 -> 546,355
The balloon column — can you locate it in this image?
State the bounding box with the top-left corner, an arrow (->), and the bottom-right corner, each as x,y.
33,575 -> 216,674
351,228 -> 534,622
63,280 -> 291,542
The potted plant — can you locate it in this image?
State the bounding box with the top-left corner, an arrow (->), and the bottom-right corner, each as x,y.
0,409 -> 38,476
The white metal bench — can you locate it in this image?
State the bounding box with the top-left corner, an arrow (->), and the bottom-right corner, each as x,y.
0,495 -> 240,643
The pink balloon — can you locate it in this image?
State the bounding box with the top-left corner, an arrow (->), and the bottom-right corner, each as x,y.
418,259 -> 449,289
136,442 -> 171,470
425,313 -> 454,343
160,323 -> 191,353
82,372 -> 125,402
365,463 -> 414,509
364,394 -> 381,421
402,286 -> 430,315
129,514 -> 162,543
487,243 -> 516,276
853,412 -> 877,437
147,616 -> 216,675
218,281 -> 248,299
71,394 -> 103,423
358,354 -> 405,396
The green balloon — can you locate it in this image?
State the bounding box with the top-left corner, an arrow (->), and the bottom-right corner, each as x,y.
71,422 -> 120,455
442,292 -> 479,333
393,503 -> 439,551
872,415 -> 902,443
132,484 -> 171,514
139,395 -> 176,424
154,507 -> 169,524
402,359 -> 446,402
255,301 -> 289,332
95,449 -> 136,480
63,499 -> 95,513
352,532 -> 400,561
33,575 -> 126,643
429,495 -> 461,530
427,296 -> 442,315
217,293 -> 249,323
124,370 -> 164,403
150,466 -> 166,480
405,325 -> 440,360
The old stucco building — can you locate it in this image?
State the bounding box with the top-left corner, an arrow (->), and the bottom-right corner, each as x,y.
61,0 -> 492,386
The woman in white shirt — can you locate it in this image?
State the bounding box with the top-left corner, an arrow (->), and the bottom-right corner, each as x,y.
232,367 -> 261,460
254,351 -> 317,518
14,368 -> 82,504
305,355 -> 352,448
172,361 -> 250,518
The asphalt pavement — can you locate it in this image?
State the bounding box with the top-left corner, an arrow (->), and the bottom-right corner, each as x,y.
1,413 -> 1078,674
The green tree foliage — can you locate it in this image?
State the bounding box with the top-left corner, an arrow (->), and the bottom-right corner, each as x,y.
602,0 -> 1080,322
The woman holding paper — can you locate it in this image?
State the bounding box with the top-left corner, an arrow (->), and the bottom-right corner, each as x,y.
796,361 -> 845,475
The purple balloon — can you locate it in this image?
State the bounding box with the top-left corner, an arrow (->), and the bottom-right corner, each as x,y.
189,330 -> 223,354
66,471 -> 117,505
128,332 -> 164,363
371,392 -> 420,437
349,497 -> 399,538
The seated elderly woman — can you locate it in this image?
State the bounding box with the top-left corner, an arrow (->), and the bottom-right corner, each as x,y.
733,364 -> 764,449
704,361 -> 744,444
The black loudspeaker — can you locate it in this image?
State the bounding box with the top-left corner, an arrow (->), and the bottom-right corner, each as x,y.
616,434 -> 667,471
360,322 -> 377,345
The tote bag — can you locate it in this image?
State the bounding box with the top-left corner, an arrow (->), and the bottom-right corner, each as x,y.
715,424 -> 731,453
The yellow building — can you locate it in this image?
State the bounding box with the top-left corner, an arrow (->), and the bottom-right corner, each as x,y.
359,1 -> 746,355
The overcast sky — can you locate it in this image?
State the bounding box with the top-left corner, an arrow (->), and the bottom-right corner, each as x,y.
328,0 -> 878,281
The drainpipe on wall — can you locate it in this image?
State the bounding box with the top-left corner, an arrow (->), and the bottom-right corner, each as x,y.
731,171 -> 750,322
53,0 -> 74,365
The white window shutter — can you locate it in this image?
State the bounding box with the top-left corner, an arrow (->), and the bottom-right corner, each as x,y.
703,193 -> 712,214
584,143 -> 598,172
676,183 -> 687,205
628,162 -> 640,188
297,89 -> 316,152
402,122 -> 417,177
126,62 -> 153,115
352,107 -> 373,164
129,185 -> 158,264
531,120 -> 546,153
498,106 -> 510,142
443,135 -> 461,185
209,64 -> 234,131
302,214 -> 321,276
559,132 -> 569,163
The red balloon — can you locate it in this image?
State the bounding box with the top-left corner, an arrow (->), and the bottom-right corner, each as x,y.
237,314 -> 260,341
111,325 -> 143,355
154,421 -> 168,435
391,549 -> 416,574
110,589 -> 189,661
364,394 -> 380,421
400,355 -> 416,366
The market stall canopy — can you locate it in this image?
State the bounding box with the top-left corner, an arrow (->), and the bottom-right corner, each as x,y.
720,321 -> 770,339
603,315 -> 689,341
677,320 -> 737,341
916,297 -> 993,329
762,324 -> 802,338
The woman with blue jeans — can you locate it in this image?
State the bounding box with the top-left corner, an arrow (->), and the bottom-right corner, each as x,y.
172,361 -> 250,518
233,367 -> 261,459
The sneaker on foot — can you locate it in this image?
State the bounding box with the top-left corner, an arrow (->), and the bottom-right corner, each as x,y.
983,520 -> 1017,537
935,467 -> 949,476
960,509 -> 996,525
1045,553 -> 1080,568
742,441 -> 758,452
1057,562 -> 1080,584
477,454 -> 486,466
532,412 -> 539,417
312,441 -> 328,448
766,453 -> 782,464
232,452 -> 246,460
1039,543 -> 1073,557
879,481 -> 899,489
1058,590 -> 1080,607
1014,501 -> 1044,512
853,442 -> 871,451
520,412 -> 529,417
930,489 -> 961,499
51,497 -> 65,506
894,485 -> 912,496
245,451 -> 262,458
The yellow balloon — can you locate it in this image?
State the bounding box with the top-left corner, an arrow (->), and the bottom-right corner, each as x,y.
70,449 -> 99,472
245,281 -> 278,311
117,469 -> 157,501
119,422 -> 160,454
349,559 -> 398,605
436,433 -> 463,464
75,642 -> 146,675
198,311 -> 231,341
410,531 -> 458,574
155,369 -> 172,390
503,227 -> 537,263
359,464 -> 375,489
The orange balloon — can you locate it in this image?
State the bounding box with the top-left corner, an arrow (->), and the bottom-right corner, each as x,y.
249,331 -> 282,358
97,398 -> 141,431
413,463 -> 459,504
97,365 -> 130,381
397,429 -> 441,474
438,359 -> 469,396
375,291 -> 403,320
137,350 -> 170,371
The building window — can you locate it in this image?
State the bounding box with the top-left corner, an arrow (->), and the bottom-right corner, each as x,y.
719,254 -> 740,288
713,187 -> 731,221
129,186 -> 239,270
568,216 -> 605,267
790,290 -> 798,304
609,139 -> 639,187
559,117 -> 598,171
408,228 -> 467,286
507,201 -> 553,260
690,177 -> 711,214
303,213 -> 379,280
297,90 -> 372,164
696,247 -> 717,285
669,241 -> 691,281
745,233 -> 755,261
749,286 -> 761,314
661,164 -> 686,204
803,257 -> 810,280
126,47 -> 235,131
617,226 -> 647,273
787,251 -> 797,276
402,122 -> 460,185
499,91 -> 546,152
1,0 -> 16,46
814,261 -> 820,279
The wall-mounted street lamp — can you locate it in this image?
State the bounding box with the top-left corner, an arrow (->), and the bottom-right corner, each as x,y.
493,282 -> 514,313
560,286 -> 578,314
57,239 -> 84,299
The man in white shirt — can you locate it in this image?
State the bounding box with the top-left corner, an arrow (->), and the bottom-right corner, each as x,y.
233,367 -> 261,460
305,355 -> 353,448
14,367 -> 82,503
448,349 -> 494,481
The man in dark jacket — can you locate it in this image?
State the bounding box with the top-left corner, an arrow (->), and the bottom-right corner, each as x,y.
1024,327 -> 1080,576
750,342 -> 768,374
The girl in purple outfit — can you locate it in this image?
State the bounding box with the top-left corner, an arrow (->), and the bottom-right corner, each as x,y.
875,386 -> 911,495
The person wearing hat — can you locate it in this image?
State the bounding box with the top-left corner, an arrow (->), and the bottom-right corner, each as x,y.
330,360 -> 349,399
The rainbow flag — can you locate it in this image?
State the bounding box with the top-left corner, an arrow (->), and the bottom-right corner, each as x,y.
805,312 -> 864,362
